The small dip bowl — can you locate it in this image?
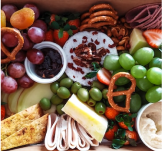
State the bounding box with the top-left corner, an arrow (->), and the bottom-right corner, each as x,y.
135,100 -> 162,151
25,41 -> 67,84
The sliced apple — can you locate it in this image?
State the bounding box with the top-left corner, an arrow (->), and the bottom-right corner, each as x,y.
8,87 -> 24,113
17,83 -> 53,112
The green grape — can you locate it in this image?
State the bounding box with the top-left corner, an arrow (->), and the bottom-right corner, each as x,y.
130,65 -> 147,78
146,67 -> 162,85
146,86 -> 162,103
136,76 -> 154,92
103,55 -> 121,71
133,47 -> 154,66
149,57 -> 162,69
112,68 -> 130,86
119,53 -> 135,70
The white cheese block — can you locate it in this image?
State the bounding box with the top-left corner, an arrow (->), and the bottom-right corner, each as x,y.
62,94 -> 108,142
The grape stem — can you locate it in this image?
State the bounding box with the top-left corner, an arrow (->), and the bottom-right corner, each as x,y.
1,63 -> 9,76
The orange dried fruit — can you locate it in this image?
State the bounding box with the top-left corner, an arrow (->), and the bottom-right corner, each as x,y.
10,8 -> 35,29
1,10 -> 6,27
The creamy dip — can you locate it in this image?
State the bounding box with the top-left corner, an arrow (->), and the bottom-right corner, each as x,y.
139,101 -> 162,149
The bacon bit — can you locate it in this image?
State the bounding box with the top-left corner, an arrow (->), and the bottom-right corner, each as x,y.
103,39 -> 106,44
118,36 -> 123,40
82,36 -> 87,43
91,38 -> 93,42
70,48 -> 73,53
95,39 -> 100,45
71,55 -> 74,59
68,63 -> 84,74
82,77 -> 86,80
73,75 -> 75,78
88,81 -> 92,85
106,49 -> 110,53
73,39 -> 77,42
108,43 -> 117,48
92,31 -> 98,35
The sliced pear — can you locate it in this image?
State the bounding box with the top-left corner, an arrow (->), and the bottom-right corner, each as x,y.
129,28 -> 149,54
17,83 -> 53,112
8,87 -> 24,113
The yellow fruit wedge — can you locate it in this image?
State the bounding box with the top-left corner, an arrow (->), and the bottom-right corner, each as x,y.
62,94 -> 108,142
0,9 -> 6,28
129,28 -> 149,54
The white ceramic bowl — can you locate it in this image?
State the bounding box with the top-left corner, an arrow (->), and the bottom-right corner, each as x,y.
135,100 -> 162,151
25,41 -> 67,84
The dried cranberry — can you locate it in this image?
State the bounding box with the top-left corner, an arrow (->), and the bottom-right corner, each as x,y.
95,39 -> 100,45
70,48 -> 73,53
108,43 -> 117,48
103,39 -> 106,44
92,31 -> 98,35
73,39 -> 77,42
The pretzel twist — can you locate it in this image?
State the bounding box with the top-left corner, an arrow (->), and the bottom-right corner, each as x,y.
107,72 -> 136,113
89,4 -> 118,15
81,18 -> 90,25
1,27 -> 24,64
81,12 -> 90,21
88,16 -> 117,25
90,10 -> 118,20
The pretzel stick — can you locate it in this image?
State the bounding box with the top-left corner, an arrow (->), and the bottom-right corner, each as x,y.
107,72 -> 136,113
88,16 -> 117,25
1,27 -> 24,64
90,10 -> 118,20
89,4 -> 117,15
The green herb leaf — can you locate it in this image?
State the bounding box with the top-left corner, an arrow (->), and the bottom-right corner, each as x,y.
70,25 -> 77,30
102,98 -> 110,107
62,17 -> 68,23
115,114 -> 124,122
84,72 -> 97,79
1,102 -> 7,105
111,139 -> 125,149
51,21 -> 60,29
58,28 -> 63,39
67,29 -> 73,36
107,120 -> 116,130
91,62 -> 100,71
114,129 -> 126,140
64,24 -> 70,31
131,113 -> 137,118
126,136 -> 137,146
55,15 -> 61,21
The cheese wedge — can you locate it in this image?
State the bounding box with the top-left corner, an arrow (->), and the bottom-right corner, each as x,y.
129,28 -> 149,54
1,114 -> 48,150
1,104 -> 43,141
62,94 -> 108,142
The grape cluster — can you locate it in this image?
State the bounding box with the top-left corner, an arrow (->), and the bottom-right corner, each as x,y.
103,47 -> 162,104
1,4 -> 49,93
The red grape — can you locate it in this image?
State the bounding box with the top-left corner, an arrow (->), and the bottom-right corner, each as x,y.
1,76 -> 18,93
17,74 -> 34,88
31,20 -> 47,32
2,33 -> 18,47
23,4 -> 40,20
1,70 -> 5,84
2,4 -> 18,22
7,63 -> 26,78
12,51 -> 26,63
28,27 -> 45,43
1,50 -> 7,59
22,33 -> 34,50
27,48 -> 44,64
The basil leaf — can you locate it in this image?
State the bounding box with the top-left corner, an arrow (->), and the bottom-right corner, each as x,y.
55,15 -> 60,21
84,72 -> 97,79
111,139 -> 125,149
70,25 -> 77,30
64,24 -> 70,31
58,28 -> 63,39
131,113 -> 137,118
62,17 -> 68,23
51,21 -> 60,29
126,136 -> 137,146
91,62 -> 100,71
115,114 -> 123,122
67,29 -> 73,36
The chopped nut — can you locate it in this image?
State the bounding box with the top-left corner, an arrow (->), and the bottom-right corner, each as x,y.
124,23 -> 131,29
119,28 -> 126,36
118,39 -> 126,45
111,27 -> 119,37
111,37 -> 119,44
107,28 -> 112,37
120,17 -> 126,23
116,46 -> 125,51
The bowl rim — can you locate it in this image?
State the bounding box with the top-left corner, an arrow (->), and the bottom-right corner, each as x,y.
25,41 -> 67,84
135,100 -> 162,151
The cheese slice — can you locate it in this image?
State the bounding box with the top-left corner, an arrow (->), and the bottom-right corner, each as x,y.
62,94 -> 108,142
